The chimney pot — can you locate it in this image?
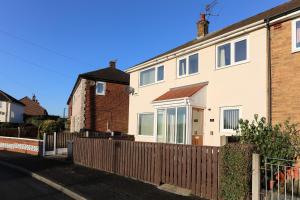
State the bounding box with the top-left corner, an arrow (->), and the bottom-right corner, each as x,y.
109,60 -> 117,68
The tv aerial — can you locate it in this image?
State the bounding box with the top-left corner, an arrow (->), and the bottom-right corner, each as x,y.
203,0 -> 219,19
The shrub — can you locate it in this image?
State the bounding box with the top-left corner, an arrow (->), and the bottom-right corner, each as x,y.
239,115 -> 299,164
220,144 -> 255,200
39,120 -> 60,135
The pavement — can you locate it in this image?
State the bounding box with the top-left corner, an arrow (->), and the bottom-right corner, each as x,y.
0,151 -> 202,200
0,164 -> 71,200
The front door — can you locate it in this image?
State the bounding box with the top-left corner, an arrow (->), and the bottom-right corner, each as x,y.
192,108 -> 204,145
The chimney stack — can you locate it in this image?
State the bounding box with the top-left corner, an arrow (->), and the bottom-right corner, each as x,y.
109,60 -> 117,69
197,14 -> 209,38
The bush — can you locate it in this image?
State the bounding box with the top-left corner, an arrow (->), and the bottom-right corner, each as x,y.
239,115 -> 299,164
39,120 -> 60,135
220,144 -> 255,200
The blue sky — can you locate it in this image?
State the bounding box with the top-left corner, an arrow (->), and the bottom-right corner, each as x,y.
0,0 -> 287,116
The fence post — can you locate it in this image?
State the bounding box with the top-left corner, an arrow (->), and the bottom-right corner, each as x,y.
53,132 -> 57,155
155,143 -> 162,185
17,127 -> 21,138
43,133 -> 46,157
86,130 -> 89,138
252,153 -> 260,200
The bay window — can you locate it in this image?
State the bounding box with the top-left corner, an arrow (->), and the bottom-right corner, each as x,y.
292,18 -> 300,52
177,53 -> 199,77
220,107 -> 241,133
217,37 -> 249,69
138,113 -> 154,136
139,65 -> 164,87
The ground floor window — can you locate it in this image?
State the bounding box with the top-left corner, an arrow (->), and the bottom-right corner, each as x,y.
220,107 -> 241,133
138,113 -> 154,136
156,107 -> 187,144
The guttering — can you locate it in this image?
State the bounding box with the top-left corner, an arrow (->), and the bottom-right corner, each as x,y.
126,20 -> 265,73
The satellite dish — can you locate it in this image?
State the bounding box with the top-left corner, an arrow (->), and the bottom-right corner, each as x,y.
125,86 -> 135,95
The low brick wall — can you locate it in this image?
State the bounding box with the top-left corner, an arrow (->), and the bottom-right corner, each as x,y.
0,136 -> 43,155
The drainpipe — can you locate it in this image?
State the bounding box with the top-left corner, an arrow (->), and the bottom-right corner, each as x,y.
266,18 -> 272,124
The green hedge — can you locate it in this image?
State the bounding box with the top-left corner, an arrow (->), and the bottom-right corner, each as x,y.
220,143 -> 255,200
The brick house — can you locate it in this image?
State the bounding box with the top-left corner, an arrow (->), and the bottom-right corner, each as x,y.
20,95 -> 48,117
67,61 -> 130,133
269,2 -> 300,124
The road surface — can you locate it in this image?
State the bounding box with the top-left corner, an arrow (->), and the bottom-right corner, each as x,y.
0,164 -> 72,200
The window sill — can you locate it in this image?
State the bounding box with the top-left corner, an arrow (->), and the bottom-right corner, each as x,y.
215,60 -> 250,71
139,80 -> 165,88
292,48 -> 300,54
177,72 -> 200,79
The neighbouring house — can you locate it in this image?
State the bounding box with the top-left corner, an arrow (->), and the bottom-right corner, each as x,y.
0,90 -> 24,123
126,0 -> 300,146
269,2 -> 300,125
67,61 -> 130,133
20,95 -> 48,117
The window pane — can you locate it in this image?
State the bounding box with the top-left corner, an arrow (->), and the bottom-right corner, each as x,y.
139,113 -> 154,135
96,82 -> 105,94
217,43 -> 231,67
235,39 -> 247,62
157,110 -> 165,142
223,109 -> 239,130
179,59 -> 186,76
189,54 -> 199,74
140,68 -> 155,86
296,21 -> 300,48
157,66 -> 164,81
166,108 -> 176,143
177,107 -> 186,144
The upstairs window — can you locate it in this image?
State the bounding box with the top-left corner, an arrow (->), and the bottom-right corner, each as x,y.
139,65 -> 164,87
292,19 -> 300,52
157,66 -> 164,82
96,82 -> 106,95
217,37 -> 248,69
0,101 -> 2,108
177,53 -> 199,77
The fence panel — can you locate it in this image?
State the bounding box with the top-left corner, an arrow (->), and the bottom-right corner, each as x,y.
73,138 -> 220,199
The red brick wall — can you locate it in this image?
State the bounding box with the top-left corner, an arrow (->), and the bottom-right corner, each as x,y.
85,80 -> 129,133
271,19 -> 300,124
0,136 -> 42,155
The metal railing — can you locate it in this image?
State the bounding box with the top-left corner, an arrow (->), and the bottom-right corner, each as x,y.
262,157 -> 300,200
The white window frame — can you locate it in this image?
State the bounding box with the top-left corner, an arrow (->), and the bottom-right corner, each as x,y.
137,112 -> 154,136
96,81 -> 106,95
177,53 -> 199,78
292,18 -> 300,53
139,65 -> 164,87
155,106 -> 188,144
215,36 -> 250,69
220,106 -> 242,134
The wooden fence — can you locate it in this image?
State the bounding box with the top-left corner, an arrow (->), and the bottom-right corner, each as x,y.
0,127 -> 38,138
73,137 -> 220,199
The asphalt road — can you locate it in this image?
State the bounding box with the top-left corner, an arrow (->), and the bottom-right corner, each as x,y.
0,164 -> 72,200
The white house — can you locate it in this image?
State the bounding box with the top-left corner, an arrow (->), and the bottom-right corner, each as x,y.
0,90 -> 25,123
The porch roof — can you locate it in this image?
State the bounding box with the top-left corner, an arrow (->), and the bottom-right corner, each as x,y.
153,83 -> 208,102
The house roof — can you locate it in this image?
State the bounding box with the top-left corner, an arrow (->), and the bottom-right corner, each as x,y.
153,83 -> 207,102
0,90 -> 25,106
127,0 -> 300,71
20,96 -> 48,116
67,66 -> 130,104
